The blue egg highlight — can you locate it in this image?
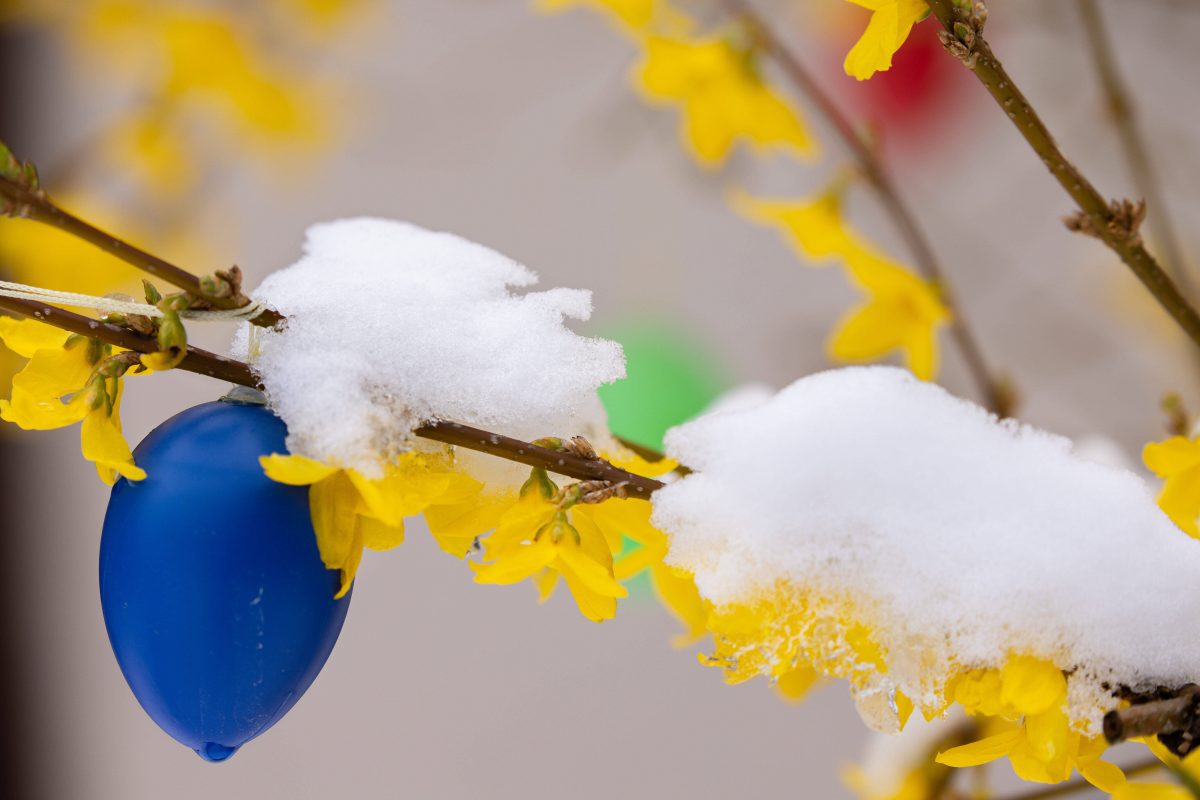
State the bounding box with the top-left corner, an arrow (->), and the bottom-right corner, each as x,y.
100,400 -> 351,762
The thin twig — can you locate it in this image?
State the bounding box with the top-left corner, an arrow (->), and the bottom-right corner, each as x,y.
719,0 -> 1009,416
0,295 -> 666,496
0,176 -> 283,328
925,0 -> 1200,354
1075,0 -> 1193,297
994,758 -> 1162,800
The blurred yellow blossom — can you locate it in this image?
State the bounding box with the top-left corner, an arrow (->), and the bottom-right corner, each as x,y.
635,34 -> 816,166
733,186 -> 877,266
0,317 -> 144,484
843,0 -> 930,81
261,452 -> 475,597
1143,435 -> 1200,538
1110,738 -> 1195,799
829,253 -> 949,380
537,0 -> 690,34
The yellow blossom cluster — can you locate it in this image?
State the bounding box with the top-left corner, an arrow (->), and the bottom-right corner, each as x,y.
0,317 -> 144,484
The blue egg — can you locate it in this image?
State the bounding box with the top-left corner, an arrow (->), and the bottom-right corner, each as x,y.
100,398 -> 351,762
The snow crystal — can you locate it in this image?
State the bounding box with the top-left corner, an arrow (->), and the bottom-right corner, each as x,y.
238,219 -> 624,478
652,366 -> 1200,730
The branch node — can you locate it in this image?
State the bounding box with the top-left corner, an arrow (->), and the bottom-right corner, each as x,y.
1063,198 -> 1147,245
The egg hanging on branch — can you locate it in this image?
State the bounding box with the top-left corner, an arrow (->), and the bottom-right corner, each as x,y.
100,393 -> 352,762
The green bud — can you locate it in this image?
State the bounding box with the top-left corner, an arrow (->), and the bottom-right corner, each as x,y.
142,280 -> 162,305
520,467 -> 557,500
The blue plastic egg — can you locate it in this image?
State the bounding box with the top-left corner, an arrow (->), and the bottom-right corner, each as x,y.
100,398 -> 351,762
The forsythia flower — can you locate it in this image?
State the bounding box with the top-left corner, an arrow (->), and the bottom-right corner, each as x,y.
828,253 -> 949,381
261,452 -> 477,597
471,471 -> 630,623
936,656 -> 1124,790
735,188 -> 949,380
843,0 -> 931,81
1143,435 -> 1200,537
636,34 -> 816,166
0,317 -> 145,485
733,188 -> 876,266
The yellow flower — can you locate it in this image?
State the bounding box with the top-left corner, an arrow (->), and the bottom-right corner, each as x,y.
0,317 -> 145,484
471,470 -> 630,623
261,451 -> 470,597
828,253 -> 949,380
733,187 -> 881,266
635,34 -> 815,166
843,0 -> 931,81
1143,436 -> 1200,537
936,656 -> 1124,790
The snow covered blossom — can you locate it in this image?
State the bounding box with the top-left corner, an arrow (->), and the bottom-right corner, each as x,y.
635,34 -> 815,166
843,0 -> 931,81
0,317 -> 144,485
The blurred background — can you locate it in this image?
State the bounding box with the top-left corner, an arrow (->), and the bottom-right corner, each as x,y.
1,0 -> 1199,797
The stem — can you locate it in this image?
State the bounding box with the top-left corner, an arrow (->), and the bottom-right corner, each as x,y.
0,176 -> 283,328
720,0 -> 1008,416
0,296 -> 665,496
925,0 -> 1200,354
1104,686 -> 1200,744
995,758 -> 1162,800
1075,0 -> 1193,297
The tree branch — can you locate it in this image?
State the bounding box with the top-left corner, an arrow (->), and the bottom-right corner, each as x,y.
0,175 -> 283,328
720,0 -> 1010,416
1075,0 -> 1193,297
925,0 -> 1200,354
1105,686 -> 1200,753
0,295 -> 666,496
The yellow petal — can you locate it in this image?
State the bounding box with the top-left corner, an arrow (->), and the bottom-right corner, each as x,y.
2,341 -> 94,430
559,566 -> 619,622
936,729 -> 1023,768
533,568 -> 559,603
1078,759 -> 1126,793
649,563 -> 708,646
0,317 -> 70,358
1155,465 -> 1200,538
1111,785 -> 1190,800
1145,437 -> 1200,477
260,453 -> 340,486
556,537 -> 629,599
843,0 -> 929,81
359,515 -> 405,552
424,494 -> 507,558
309,471 -> 361,590
1000,655 -> 1066,716
81,395 -> 145,485
774,664 -> 821,702
471,534 -> 558,585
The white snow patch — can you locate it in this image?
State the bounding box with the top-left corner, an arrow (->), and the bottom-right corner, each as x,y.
652,367 -> 1199,729
237,219 -> 624,479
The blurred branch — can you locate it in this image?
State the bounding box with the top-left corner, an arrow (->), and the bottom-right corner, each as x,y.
719,0 -> 1011,417
925,0 -> 1200,354
1075,0 -> 1193,297
0,174 -> 283,328
1105,686 -> 1200,751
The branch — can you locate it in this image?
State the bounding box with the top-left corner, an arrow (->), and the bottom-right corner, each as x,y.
0,175 -> 283,328
925,0 -> 1200,354
1105,686 -> 1200,753
0,295 -> 666,496
719,0 -> 1011,417
1075,0 -> 1193,297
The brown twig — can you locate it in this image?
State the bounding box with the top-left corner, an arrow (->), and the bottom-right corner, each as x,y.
1105,686 -> 1200,752
1075,0 -> 1193,297
0,295 -> 666,496
925,0 -> 1200,354
719,0 -> 1010,416
0,175 -> 283,328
